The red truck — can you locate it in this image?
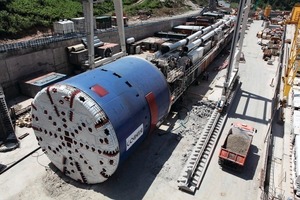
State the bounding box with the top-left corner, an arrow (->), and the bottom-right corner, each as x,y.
218,122 -> 256,171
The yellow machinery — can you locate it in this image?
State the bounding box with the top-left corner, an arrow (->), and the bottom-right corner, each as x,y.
283,3 -> 300,102
264,5 -> 272,19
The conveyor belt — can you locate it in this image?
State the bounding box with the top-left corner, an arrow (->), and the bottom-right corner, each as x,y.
177,77 -> 239,194
177,108 -> 225,194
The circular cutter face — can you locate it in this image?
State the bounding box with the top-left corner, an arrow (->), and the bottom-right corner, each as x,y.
32,84 -> 120,183
31,56 -> 171,184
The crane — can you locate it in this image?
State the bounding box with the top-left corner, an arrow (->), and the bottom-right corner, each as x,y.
82,0 -> 127,69
218,0 -> 251,111
282,3 -> 300,107
263,4 -> 272,20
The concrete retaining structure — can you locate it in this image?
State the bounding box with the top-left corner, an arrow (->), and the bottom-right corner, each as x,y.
0,17 -> 187,99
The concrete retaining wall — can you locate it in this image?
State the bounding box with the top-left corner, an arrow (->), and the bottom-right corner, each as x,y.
0,17 -> 187,99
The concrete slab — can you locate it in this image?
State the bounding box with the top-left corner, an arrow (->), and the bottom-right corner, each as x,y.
52,47 -> 68,68
0,148 -> 51,200
0,59 -> 10,83
7,96 -> 33,109
266,23 -> 295,200
283,107 -> 294,198
5,49 -> 55,80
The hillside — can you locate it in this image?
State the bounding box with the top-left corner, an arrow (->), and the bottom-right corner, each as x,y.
0,0 -> 207,39
0,0 -> 298,40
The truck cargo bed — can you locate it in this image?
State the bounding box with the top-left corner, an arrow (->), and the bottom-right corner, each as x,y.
218,123 -> 255,170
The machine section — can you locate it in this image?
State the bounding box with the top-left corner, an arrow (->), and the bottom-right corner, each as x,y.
32,10 -> 234,184
31,56 -> 171,183
147,17 -> 234,104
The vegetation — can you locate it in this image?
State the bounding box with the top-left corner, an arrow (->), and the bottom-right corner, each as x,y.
0,0 -> 118,37
231,0 -> 299,11
0,0 -> 191,38
0,0 -> 82,37
0,0 -> 299,38
191,0 -> 209,7
125,0 -> 189,16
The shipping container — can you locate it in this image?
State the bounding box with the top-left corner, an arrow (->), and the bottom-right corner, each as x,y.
95,16 -> 112,29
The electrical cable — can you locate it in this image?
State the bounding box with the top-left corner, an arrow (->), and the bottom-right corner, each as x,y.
31,151 -> 50,169
0,147 -> 41,175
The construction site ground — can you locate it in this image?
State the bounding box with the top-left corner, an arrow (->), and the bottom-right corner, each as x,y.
0,49 -> 230,200
0,20 -> 295,200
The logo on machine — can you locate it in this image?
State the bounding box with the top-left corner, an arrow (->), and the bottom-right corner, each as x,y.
126,124 -> 143,150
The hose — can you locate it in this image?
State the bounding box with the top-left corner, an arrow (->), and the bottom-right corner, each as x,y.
0,147 -> 41,175
0,139 -> 20,153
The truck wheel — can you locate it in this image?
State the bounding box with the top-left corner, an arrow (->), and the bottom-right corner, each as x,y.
218,159 -> 222,165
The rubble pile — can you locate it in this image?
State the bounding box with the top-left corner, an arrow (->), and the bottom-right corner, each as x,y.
256,17 -> 284,62
15,112 -> 32,128
226,131 -> 251,155
192,100 -> 216,118
173,99 -> 215,138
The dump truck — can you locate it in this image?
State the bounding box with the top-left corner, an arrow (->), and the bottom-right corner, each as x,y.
218,122 -> 256,171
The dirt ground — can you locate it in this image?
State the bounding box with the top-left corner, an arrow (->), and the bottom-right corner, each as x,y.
0,48 -> 230,200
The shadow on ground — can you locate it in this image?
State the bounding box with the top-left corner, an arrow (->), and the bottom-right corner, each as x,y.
220,144 -> 260,181
229,87 -> 272,125
48,129 -> 180,200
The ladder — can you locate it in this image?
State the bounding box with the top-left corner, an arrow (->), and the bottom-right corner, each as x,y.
0,86 -> 16,144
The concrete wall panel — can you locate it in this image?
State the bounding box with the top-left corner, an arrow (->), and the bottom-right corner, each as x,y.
0,60 -> 10,83
5,49 -> 55,81
53,47 -> 68,68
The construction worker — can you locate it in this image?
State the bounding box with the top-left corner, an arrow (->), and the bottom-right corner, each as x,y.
203,71 -> 209,81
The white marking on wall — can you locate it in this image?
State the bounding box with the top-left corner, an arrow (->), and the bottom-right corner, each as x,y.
126,124 -> 143,151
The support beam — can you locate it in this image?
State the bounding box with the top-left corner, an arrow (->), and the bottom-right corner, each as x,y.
235,0 -> 251,69
83,0 -> 126,68
82,0 -> 95,69
223,0 -> 250,96
0,85 -> 19,152
113,0 -> 127,54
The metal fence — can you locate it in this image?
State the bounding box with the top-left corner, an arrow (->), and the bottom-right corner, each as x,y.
0,32 -> 86,53
0,13 -> 198,53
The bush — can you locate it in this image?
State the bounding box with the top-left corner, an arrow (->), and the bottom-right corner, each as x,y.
6,0 -> 299,38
